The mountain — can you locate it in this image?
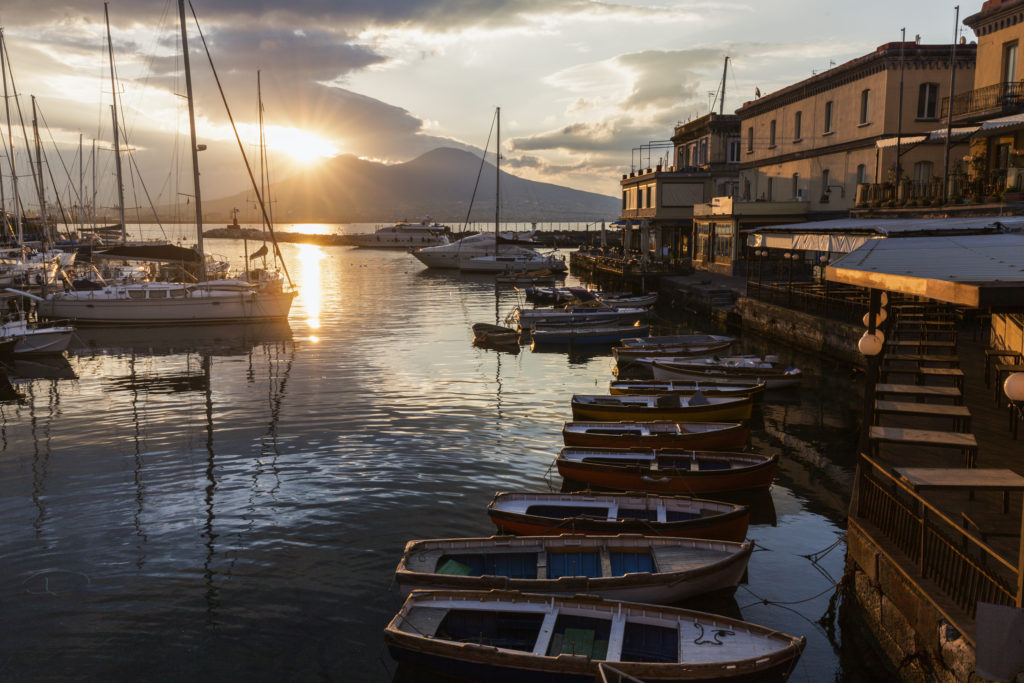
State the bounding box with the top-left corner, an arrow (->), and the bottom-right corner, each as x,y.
200,147 -> 619,223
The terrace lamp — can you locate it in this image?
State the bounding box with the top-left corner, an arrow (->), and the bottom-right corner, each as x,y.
784,252 -> 796,304
862,309 -> 888,328
858,330 -> 885,356
755,249 -> 768,287
1006,372 -> 1024,403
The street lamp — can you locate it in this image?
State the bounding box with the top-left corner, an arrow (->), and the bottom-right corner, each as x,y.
819,254 -> 830,301
784,252 -> 796,305
1006,372 -> 1024,403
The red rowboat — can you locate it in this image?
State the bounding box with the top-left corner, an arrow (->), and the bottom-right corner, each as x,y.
487,491 -> 749,541
556,448 -> 778,495
562,420 -> 749,450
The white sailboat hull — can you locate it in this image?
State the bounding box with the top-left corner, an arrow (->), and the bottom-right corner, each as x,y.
39,290 -> 296,325
458,253 -> 566,273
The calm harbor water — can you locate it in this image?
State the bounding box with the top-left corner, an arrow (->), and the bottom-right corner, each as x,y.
1,227 -> 873,681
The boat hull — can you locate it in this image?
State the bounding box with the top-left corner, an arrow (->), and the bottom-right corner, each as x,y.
39,290 -> 296,325
385,591 -> 805,683
652,363 -> 802,389
562,422 -> 749,450
608,380 -> 766,399
12,327 -> 74,354
556,452 -> 778,495
488,508 -> 749,542
395,536 -> 752,603
532,325 -> 649,346
570,397 -> 753,422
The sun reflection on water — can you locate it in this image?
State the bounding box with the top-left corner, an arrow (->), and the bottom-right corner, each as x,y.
296,243 -> 325,334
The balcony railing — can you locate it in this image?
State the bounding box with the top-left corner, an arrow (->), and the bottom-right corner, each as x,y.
941,81 -> 1024,119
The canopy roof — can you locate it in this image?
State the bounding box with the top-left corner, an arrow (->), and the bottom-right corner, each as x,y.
826,233 -> 1024,309
746,216 -> 1024,254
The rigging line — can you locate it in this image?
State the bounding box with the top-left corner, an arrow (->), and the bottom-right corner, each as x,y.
2,39 -> 44,214
188,1 -> 293,288
123,141 -> 167,236
36,104 -> 82,217
458,109 -> 497,255
39,141 -> 72,231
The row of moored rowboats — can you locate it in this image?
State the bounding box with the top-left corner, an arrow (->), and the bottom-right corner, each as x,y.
384,327 -> 808,681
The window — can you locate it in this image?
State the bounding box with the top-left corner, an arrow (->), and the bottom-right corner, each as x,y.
792,173 -> 800,199
794,111 -> 802,141
622,191 -> 627,210
169,289 -> 187,298
148,289 -> 168,299
742,177 -> 751,200
747,127 -> 753,152
766,176 -> 774,201
860,89 -> 870,124
1004,41 -> 1018,83
727,138 -> 740,163
821,169 -> 831,200
645,186 -> 652,208
824,101 -> 834,133
857,164 -> 868,185
769,120 -> 777,148
714,222 -> 734,263
917,83 -> 939,119
913,161 -> 934,185
638,187 -> 644,209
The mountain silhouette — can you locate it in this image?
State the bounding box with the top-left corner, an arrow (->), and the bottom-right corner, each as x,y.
201,147 -> 619,223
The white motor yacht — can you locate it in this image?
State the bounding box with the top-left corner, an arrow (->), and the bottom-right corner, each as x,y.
348,219 -> 451,248
413,232 -> 538,269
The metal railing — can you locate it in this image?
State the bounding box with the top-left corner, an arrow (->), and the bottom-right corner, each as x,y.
745,280 -> 868,326
941,81 -> 1024,119
853,454 -> 1019,625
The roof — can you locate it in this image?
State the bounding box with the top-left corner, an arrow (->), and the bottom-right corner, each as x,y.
825,233 -> 1024,308
747,216 -> 1024,236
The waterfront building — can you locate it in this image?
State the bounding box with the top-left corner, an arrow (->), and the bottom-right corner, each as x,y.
737,42 -> 976,213
953,0 -> 1024,196
619,113 -> 740,262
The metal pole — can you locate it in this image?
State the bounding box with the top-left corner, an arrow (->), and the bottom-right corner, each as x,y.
942,6 -> 961,206
858,289 -> 884,455
2,29 -> 23,250
896,30 -> 906,185
178,0 -> 206,281
105,3 -> 127,244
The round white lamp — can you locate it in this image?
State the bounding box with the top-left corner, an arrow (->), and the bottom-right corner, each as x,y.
880,292 -> 888,306
819,255 -> 829,264
1005,372 -> 1024,402
862,309 -> 888,327
858,330 -> 885,356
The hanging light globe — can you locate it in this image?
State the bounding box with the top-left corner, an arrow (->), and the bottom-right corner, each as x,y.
862,308 -> 888,327
858,330 -> 885,356
1005,372 -> 1024,402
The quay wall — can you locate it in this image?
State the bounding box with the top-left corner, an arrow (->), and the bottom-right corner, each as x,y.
734,296 -> 864,366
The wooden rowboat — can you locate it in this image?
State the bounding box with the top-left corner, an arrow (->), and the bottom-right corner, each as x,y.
612,334 -> 735,363
557,448 -> 778,495
571,393 -> 753,422
562,421 -> 749,450
652,357 -> 802,389
395,534 -> 753,603
487,491 -> 750,541
472,322 -> 521,348
385,590 -> 806,682
609,379 -> 767,399
532,322 -> 650,346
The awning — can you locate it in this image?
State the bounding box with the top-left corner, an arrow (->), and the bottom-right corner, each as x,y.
826,233 -> 1024,309
981,112 -> 1024,132
747,232 -> 879,253
876,135 -> 926,149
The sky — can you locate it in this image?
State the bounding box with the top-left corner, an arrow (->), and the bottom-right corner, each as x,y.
0,0 -> 979,217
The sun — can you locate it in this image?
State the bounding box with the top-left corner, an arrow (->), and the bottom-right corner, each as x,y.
263,125 -> 340,165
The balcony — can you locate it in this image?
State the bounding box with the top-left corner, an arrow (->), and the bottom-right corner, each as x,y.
941,81 -> 1024,121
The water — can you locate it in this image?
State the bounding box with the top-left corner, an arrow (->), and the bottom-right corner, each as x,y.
1,232 -> 869,681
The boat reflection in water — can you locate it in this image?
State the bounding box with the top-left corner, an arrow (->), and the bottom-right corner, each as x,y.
68,321 -> 294,359
2,354 -> 77,383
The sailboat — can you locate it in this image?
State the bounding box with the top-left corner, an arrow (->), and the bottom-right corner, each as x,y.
457,107 -> 566,274
13,1 -> 295,325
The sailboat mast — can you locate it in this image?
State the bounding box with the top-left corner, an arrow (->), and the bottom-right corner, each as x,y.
90,138 -> 97,230
0,29 -> 17,247
178,0 -> 206,282
495,106 -> 500,253
104,3 -> 127,244
78,132 -> 84,231
32,95 -> 48,237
